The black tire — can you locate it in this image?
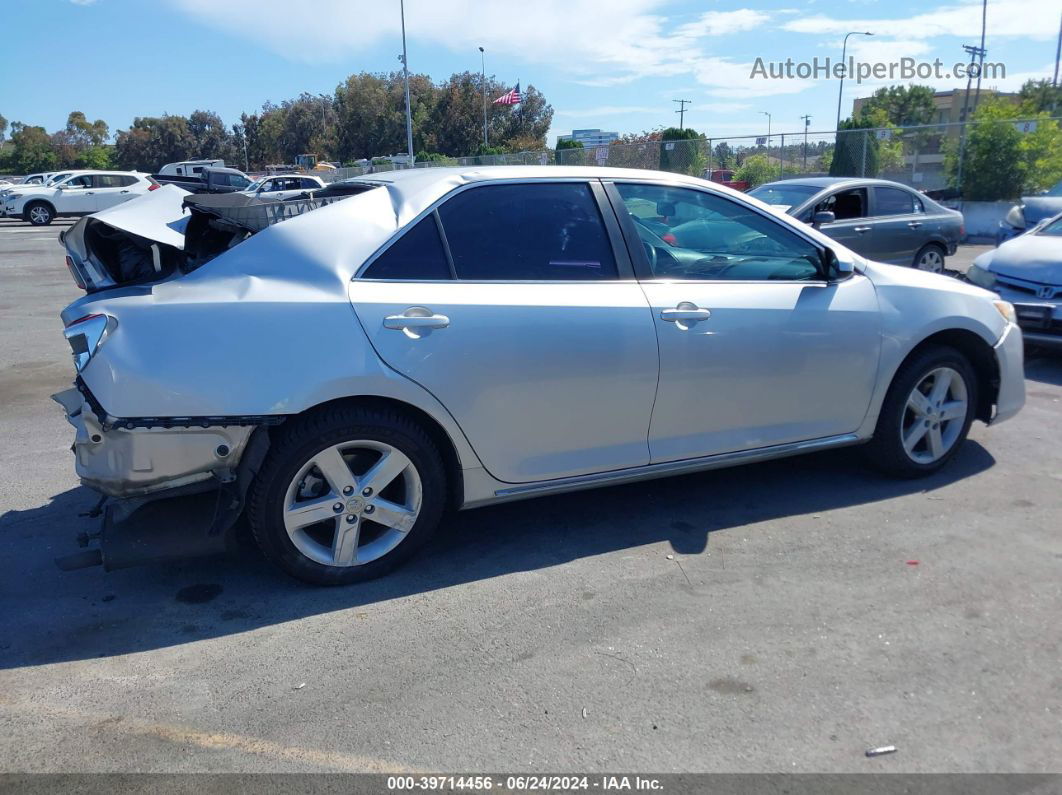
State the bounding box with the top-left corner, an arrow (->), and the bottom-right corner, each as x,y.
247,404 -> 447,585
24,201 -> 54,226
912,242 -> 946,272
863,345 -> 979,478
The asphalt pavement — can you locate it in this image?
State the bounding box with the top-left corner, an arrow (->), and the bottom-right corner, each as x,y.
0,218 -> 1059,774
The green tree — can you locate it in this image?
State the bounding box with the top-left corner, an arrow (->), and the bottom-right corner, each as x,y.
1018,79 -> 1062,114
658,126 -> 702,174
734,154 -> 779,187
944,99 -> 1025,199
0,113 -> 7,144
856,85 -> 937,127
9,123 -> 58,172
830,116 -> 881,178
555,138 -> 583,165
114,115 -> 196,171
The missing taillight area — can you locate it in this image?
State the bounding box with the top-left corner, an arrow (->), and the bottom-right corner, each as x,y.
63,313 -> 114,372
65,256 -> 87,290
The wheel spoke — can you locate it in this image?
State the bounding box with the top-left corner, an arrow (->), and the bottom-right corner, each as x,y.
284,497 -> 339,531
927,425 -> 945,459
358,449 -> 411,496
903,421 -> 929,453
907,390 -> 932,417
312,446 -> 357,496
928,370 -> 953,404
939,399 -> 967,421
332,519 -> 360,566
368,497 -> 418,533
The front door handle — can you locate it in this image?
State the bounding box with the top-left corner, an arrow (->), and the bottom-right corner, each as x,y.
384,310 -> 450,331
120,190 -> 130,194
661,304 -> 711,323
853,225 -> 871,233
84,192 -> 94,195
907,221 -> 922,228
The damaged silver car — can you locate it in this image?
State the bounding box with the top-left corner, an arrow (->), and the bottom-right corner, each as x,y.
55,168 -> 1025,585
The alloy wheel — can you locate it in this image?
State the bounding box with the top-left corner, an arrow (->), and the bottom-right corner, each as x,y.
901,367 -> 968,464
29,206 -> 50,224
917,248 -> 944,273
282,440 -> 422,567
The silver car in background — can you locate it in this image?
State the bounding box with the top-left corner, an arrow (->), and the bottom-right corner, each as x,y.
968,210 -> 1062,349
55,167 -> 1023,585
749,177 -> 965,272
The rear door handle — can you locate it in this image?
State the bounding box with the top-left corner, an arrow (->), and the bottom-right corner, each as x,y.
907,221 -> 922,228
661,304 -> 711,323
384,311 -> 450,330
854,225 -> 872,233
120,190 -> 130,194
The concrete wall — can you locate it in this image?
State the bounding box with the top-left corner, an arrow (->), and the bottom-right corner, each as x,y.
943,199 -> 1018,240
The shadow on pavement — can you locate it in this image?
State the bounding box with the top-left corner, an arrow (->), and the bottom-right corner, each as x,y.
0,442 -> 995,669
1023,351 -> 1062,386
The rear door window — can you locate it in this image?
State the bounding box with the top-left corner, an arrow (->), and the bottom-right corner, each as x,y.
362,215 -> 452,281
437,183 -> 618,280
874,186 -> 918,216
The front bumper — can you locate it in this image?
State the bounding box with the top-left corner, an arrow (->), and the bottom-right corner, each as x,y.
52,386 -> 254,498
993,285 -> 1062,349
991,322 -> 1025,425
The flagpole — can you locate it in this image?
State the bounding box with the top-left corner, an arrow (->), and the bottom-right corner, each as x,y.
479,46 -> 487,148
399,0 -> 415,166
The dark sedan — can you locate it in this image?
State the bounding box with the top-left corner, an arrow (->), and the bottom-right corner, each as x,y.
748,177 -> 964,272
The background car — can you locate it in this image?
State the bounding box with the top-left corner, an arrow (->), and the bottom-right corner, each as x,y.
3,170 -> 156,225
996,180 -> 1062,244
968,210 -> 1062,349
56,167 -> 1023,585
243,173 -> 325,201
749,177 -> 964,272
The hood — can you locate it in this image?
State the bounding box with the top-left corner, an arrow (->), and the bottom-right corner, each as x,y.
984,233 -> 1062,285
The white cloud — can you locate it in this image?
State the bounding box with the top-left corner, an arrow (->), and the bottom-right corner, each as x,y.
674,9 -> 770,38
783,0 -> 1059,40
69,0 -> 98,5
169,0 -> 808,98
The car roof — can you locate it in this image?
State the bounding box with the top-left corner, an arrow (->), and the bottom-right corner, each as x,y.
756,176 -> 919,190
261,173 -> 318,180
342,165 -> 714,223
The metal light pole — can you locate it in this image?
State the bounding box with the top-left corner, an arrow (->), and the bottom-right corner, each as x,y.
479,46 -> 487,148
760,110 -> 771,151
836,31 -> 873,130
399,0 -> 415,166
800,114 -> 811,171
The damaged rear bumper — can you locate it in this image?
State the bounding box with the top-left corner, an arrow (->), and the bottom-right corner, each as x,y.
52,385 -> 273,571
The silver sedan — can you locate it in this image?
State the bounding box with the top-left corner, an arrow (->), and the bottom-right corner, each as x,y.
55,167 -> 1023,584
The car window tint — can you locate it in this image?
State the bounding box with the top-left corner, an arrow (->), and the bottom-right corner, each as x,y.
874,187 -> 916,216
67,175 -> 92,188
302,178 -> 319,189
363,215 -> 452,280
120,175 -> 138,187
94,175 -> 122,188
438,183 -> 618,280
615,182 -> 822,282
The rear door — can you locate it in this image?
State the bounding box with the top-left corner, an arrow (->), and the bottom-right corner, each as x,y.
869,185 -> 925,264
90,174 -> 140,210
348,180 -> 659,484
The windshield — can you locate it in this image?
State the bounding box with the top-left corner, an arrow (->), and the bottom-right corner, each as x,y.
1036,215 -> 1062,236
46,173 -> 74,186
747,183 -> 820,211
1044,181 -> 1062,197
245,178 -> 265,192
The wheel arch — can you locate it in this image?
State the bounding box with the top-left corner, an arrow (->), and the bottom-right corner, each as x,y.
275,395 -> 466,510
24,198 -> 56,215
893,328 -> 999,422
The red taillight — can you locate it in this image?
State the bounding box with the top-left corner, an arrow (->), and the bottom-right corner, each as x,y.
65,313 -> 104,328
65,256 -> 87,290
147,177 -> 161,191
662,233 -> 678,246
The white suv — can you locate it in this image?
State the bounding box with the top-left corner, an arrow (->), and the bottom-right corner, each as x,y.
4,171 -> 157,225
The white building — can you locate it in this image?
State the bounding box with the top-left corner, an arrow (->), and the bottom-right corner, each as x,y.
557,129 -> 620,148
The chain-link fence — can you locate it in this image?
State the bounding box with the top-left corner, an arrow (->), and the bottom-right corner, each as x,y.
316,117 -> 1058,197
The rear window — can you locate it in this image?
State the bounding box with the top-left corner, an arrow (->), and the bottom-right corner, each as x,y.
874,186 -> 918,216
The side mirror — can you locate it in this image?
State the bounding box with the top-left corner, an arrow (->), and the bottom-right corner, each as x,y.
812,210 -> 835,228
822,248 -> 854,280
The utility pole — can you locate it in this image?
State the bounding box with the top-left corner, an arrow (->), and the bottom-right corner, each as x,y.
479,46 -> 487,148
399,0 -> 415,167
800,114 -> 812,171
1054,9 -> 1061,87
673,99 -> 691,130
972,0 -> 988,111
956,42 -> 986,193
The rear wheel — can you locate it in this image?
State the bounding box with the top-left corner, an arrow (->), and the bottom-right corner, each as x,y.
247,405 -> 446,585
864,345 -> 978,478
913,243 -> 945,273
25,202 -> 53,226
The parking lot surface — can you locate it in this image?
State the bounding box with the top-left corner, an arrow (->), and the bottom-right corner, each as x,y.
0,218 -> 1059,773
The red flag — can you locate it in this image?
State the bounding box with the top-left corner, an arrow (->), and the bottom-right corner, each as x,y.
493,83 -> 522,105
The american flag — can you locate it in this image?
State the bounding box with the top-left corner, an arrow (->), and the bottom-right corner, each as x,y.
493,83 -> 522,105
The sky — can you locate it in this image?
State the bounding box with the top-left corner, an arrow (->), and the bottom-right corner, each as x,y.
1,0 -> 1059,150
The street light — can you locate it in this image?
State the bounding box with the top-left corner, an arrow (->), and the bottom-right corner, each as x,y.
479,46 -> 487,148
399,0 -> 415,166
760,110 -> 772,149
836,31 -> 873,130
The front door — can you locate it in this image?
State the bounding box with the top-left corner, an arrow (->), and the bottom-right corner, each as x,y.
814,186 -> 886,261
56,174 -> 96,214
349,181 -> 659,483
609,181 -> 882,463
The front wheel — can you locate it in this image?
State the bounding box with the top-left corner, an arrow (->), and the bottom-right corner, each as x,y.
247,405 -> 447,585
25,202 -> 53,226
864,345 -> 978,478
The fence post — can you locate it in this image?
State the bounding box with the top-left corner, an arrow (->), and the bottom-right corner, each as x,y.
780,133 -> 785,179
860,130 -> 868,178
